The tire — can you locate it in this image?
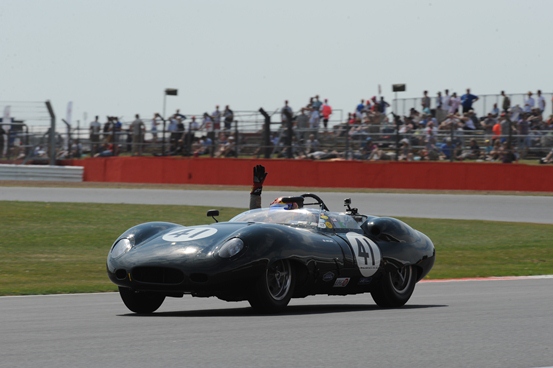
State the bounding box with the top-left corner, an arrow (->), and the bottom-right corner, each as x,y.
118,287 -> 166,314
248,259 -> 295,313
371,265 -> 416,308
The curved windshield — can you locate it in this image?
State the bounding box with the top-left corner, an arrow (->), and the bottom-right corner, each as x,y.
230,208 -> 362,232
230,208 -> 320,229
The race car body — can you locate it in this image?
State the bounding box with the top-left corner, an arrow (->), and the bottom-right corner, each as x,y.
107,194 -> 435,313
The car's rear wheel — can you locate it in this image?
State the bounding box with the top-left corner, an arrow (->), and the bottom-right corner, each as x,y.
248,259 -> 295,313
118,287 -> 166,314
371,265 -> 416,308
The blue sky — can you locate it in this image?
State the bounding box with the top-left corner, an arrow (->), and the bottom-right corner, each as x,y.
1,0 -> 550,125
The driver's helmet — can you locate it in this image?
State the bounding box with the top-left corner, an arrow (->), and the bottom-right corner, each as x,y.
270,197 -> 299,210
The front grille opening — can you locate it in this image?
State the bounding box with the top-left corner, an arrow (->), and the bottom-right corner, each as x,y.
132,267 -> 185,284
115,269 -> 127,280
189,273 -> 209,283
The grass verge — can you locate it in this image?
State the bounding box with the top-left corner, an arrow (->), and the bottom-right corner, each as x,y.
1,201 -> 551,295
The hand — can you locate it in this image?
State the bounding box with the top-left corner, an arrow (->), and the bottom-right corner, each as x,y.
251,165 -> 268,195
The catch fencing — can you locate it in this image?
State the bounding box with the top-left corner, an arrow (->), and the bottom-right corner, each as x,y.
393,92 -> 553,118
1,95 -> 551,166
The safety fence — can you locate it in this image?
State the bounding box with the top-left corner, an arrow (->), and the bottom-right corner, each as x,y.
2,98 -> 552,166
393,92 -> 553,119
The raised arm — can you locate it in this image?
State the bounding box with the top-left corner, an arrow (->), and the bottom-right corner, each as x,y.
249,164 -> 268,210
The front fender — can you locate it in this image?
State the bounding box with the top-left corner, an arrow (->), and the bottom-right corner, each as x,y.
361,217 -> 435,280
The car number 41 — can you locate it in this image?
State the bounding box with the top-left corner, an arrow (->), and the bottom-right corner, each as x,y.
346,232 -> 382,277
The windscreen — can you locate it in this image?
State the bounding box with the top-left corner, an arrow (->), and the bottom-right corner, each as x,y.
230,208 -> 362,232
230,208 -> 320,229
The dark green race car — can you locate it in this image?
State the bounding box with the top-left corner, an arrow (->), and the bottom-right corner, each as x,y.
107,194 -> 435,314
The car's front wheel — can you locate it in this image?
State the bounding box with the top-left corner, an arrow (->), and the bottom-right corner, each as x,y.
371,264 -> 416,308
118,287 -> 166,314
248,259 -> 295,313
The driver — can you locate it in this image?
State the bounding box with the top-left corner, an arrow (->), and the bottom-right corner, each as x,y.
249,165 -> 300,210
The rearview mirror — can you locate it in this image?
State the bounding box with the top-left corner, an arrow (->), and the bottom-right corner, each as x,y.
207,209 -> 220,223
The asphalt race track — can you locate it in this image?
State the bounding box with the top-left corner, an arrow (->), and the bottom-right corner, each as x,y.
1,187 -> 553,367
1,278 -> 553,368
2,187 -> 553,223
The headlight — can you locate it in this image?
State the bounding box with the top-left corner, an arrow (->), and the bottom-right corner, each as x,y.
111,238 -> 133,258
218,238 -> 244,258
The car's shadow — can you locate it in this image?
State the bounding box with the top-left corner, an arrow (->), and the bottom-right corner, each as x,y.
120,303 -> 448,317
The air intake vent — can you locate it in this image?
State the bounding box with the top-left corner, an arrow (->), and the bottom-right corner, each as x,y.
132,267 -> 185,284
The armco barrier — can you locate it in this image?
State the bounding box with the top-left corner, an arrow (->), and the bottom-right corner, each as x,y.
62,157 -> 553,192
0,164 -> 83,182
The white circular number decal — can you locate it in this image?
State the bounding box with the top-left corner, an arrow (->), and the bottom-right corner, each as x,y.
346,232 -> 382,277
162,227 -> 217,242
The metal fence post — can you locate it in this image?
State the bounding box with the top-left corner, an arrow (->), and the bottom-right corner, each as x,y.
45,101 -> 56,166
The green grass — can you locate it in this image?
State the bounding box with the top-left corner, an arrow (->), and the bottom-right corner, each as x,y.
1,202 -> 552,296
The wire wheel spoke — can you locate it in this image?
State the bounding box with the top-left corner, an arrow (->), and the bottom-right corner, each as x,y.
391,266 -> 411,292
266,261 -> 291,300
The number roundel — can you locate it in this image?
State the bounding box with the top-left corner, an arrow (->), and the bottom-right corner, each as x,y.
345,232 -> 382,277
162,227 -> 218,242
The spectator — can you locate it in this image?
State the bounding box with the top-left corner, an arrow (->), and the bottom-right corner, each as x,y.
435,91 -> 443,112
425,120 -> 438,147
296,108 -> 309,141
129,114 -> 145,156
398,138 -> 413,161
501,143 -> 517,163
517,113 -> 531,158
468,110 -> 481,129
440,89 -> 451,121
355,99 -> 365,120
94,143 -> 114,157
103,117 -> 113,143
449,92 -> 461,114
458,138 -> 481,160
492,116 -> 502,143
499,113 -> 512,143
421,90 -> 430,111
524,91 -> 535,113
459,113 -> 472,130
510,104 -> 523,122
280,100 -> 293,125
171,117 -> 185,154
197,135 -> 213,156
482,113 -> 496,141
321,99 -> 333,132
151,113 -> 161,143
539,147 -> 553,164
214,133 -> 233,157
537,90 -> 546,115
113,117 -> 122,147
167,115 -> 179,150
487,139 -> 503,161
312,95 -> 323,112
461,88 -> 479,114
501,91 -> 511,112
201,112 -> 215,141
174,109 -> 187,120
223,105 -> 234,131
89,115 -> 101,156
212,105 -> 221,131
440,138 -> 454,160
378,96 -> 390,115
483,139 -> 493,157
305,133 -> 320,154
490,103 -> 500,118
309,106 -> 321,138
435,91 -> 446,122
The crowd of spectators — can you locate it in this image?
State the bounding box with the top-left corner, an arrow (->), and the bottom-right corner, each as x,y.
79,89 -> 553,163
333,88 -> 553,163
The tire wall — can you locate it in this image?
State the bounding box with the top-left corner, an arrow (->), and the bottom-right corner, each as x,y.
62,157 -> 553,192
